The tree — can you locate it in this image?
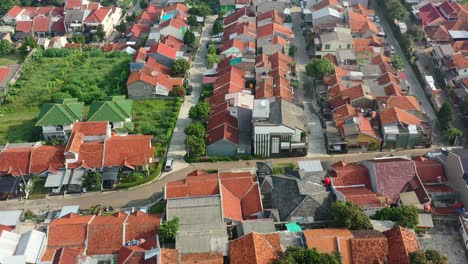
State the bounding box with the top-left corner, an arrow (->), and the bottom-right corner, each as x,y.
404,36 -> 415,56
0,40 -> 14,56
140,0 -> 148,9
212,19 -> 223,36
384,0 -> 409,22
409,249 -> 449,264
189,102 -> 210,119
172,85 -> 186,97
406,26 -> 425,42
171,59 -> 190,77
288,45 -> 297,57
207,43 -> 217,55
391,54 -> 404,71
183,30 -> 196,47
462,96 -> 468,114
206,53 -> 221,69
185,122 -> 205,137
274,247 -> 341,264
20,35 -> 38,52
437,102 -> 453,130
189,5 -> 211,17
331,201 -> 372,230
443,127 -> 463,145
101,0 -> 112,6
116,22 -> 127,33
188,15 -> 198,26
187,134 -> 205,156
373,205 -> 419,228
306,58 -> 335,79
0,1 -> 20,18
74,34 -> 86,44
96,25 -> 105,41
159,216 -> 180,244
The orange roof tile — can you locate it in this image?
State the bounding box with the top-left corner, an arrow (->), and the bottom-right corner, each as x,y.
6,5 -> 23,18
303,228 -> 353,264
103,135 -> 154,168
380,107 -> 421,126
29,145 -> 65,174
384,83 -> 403,96
0,147 -> 31,176
72,121 -> 108,136
385,96 -> 422,112
383,226 -> 419,264
180,253 -> 224,264
47,214 -> 94,250
229,232 -> 281,264
257,23 -> 293,39
84,7 -> 111,23
87,212 -> 128,255
350,230 -> 388,264
164,3 -> 189,13
16,21 -> 33,33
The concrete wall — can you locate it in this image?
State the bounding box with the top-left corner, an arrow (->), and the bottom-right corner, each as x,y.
127,81 -> 156,99
445,152 -> 468,206
313,16 -> 343,27
206,140 -> 238,156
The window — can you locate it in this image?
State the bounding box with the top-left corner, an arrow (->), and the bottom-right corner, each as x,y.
347,44 -> 351,48
324,44 -> 331,50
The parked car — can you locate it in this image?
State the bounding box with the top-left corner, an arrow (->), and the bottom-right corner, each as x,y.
374,16 -> 380,23
390,45 -> 396,55
186,85 -> 193,95
164,159 -> 174,172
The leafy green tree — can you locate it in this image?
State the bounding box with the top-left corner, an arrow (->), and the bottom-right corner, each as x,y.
443,127 -> 463,145
171,59 -> 190,77
185,122 -> 205,137
0,40 -> 14,56
306,58 -> 335,79
140,0 -> 148,9
437,102 -> 453,130
391,54 -> 404,71
288,45 -> 296,57
187,134 -> 205,156
406,26 -> 425,42
274,247 -> 341,264
183,30 -> 196,47
159,216 -> 180,244
212,19 -> 224,36
384,0 -> 409,22
373,205 -> 419,228
0,0 -> 20,18
331,201 -> 372,230
20,35 -> 38,52
207,44 -> 217,55
101,0 -> 112,6
409,249 -> 449,264
116,21 -> 127,33
96,25 -> 105,40
206,53 -> 221,69
404,36 -> 415,56
172,85 -> 186,97
188,102 -> 210,119
188,15 -> 198,26
74,34 -> 86,44
189,5 -> 211,17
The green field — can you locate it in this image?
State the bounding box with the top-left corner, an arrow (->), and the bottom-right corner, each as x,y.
0,51 -> 25,66
0,49 -> 131,144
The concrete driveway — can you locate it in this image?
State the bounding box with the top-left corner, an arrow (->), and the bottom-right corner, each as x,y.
163,16 -> 216,175
291,8 -> 327,157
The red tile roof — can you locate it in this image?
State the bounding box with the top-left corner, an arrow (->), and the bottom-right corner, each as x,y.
384,83 -> 403,96
214,70 -> 245,90
159,17 -> 188,30
148,42 -> 177,59
125,211 -> 162,241
0,147 -> 31,176
384,96 -> 422,112
330,162 -> 371,187
350,230 -> 388,264
0,67 -> 10,83
383,226 -> 419,264
207,109 -> 238,131
73,121 -> 108,136
312,0 -> 342,11
6,5 -> 23,18
133,48 -> 147,63
303,228 -> 353,264
380,107 -> 421,126
33,16 -> 51,32
378,72 -> 400,85
348,11 -> 378,34
30,145 -> 65,174
136,11 -> 157,25
223,22 -> 256,42
103,135 -> 154,168
419,3 -> 445,26
257,23 -> 293,39
84,8 -> 111,23
47,214 -> 94,249
0,224 -> 13,234
332,103 -> 356,121
65,0 -> 84,9
16,21 -> 33,33
87,212 -> 128,255
335,187 -> 380,208
160,35 -> 184,50
370,159 -> 417,203
229,232 -> 281,264
206,124 -> 240,145
446,53 -> 468,70
53,17 -> 66,34
52,247 -> 83,264
180,253 -> 224,264
413,156 -> 446,183
224,6 -> 254,26
67,142 -> 103,170
117,245 -> 145,264
164,3 -> 189,14
424,25 -> 451,42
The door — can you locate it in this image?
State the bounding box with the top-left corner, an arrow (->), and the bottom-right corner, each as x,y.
271,137 -> 280,154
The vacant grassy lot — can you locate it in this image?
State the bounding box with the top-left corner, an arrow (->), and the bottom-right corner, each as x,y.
0,51 -> 25,66
0,49 -> 131,144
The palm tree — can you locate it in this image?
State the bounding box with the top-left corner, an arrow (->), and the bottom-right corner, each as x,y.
206,53 -> 221,69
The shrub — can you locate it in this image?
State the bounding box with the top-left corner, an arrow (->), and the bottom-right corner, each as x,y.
331,201 -> 373,230
188,102 -> 210,119
373,205 -> 419,228
159,216 -> 180,244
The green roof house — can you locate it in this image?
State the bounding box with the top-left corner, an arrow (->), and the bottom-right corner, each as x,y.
87,96 -> 133,130
36,98 -> 84,141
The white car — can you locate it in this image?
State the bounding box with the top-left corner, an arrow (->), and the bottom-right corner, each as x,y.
374,16 -> 381,23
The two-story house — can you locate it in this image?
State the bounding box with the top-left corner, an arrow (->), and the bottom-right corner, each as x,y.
126,66 -> 183,98
220,38 -> 256,58
158,16 -> 187,41
83,7 -> 122,37
87,96 -> 133,130
311,7 -> 345,27
64,9 -> 90,33
252,98 -> 308,157
315,27 -> 353,57
147,42 -> 178,67
36,98 -> 84,141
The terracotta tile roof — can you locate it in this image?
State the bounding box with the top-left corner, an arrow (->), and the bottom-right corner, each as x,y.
424,25 -> 451,42
67,142 -> 103,169
65,0 -> 84,9
148,42 -> 177,59
133,48 -> 147,63
453,41 -> 468,52
312,0 -> 342,11
159,16 -> 188,30
378,72 -> 400,85
383,226 -> 419,264
380,107 -> 421,126
206,123 -> 239,144
257,10 -> 284,24
207,109 -> 238,131
352,3 -> 374,16
370,158 -> 417,203
446,53 -> 468,70
84,7 -> 111,23
220,38 -> 255,53
0,224 -> 13,234
160,35 -> 184,50
332,103 -> 356,122
342,83 -> 372,101
413,156 -> 446,183
87,212 -> 128,255
229,232 -> 281,264
180,253 -> 224,264
145,58 -> 171,75
257,23 -> 293,39
350,230 -> 388,264
0,67 -> 10,83
324,74 -> 343,86
214,70 -> 244,90
16,21 -> 33,33
33,16 -> 51,32
255,78 -> 294,102
384,83 -> 403,96
224,7 -> 250,25
117,246 -> 145,264
147,5 -> 163,14
65,131 -> 84,154
348,11 -> 378,34
52,17 -> 66,34
0,147 -> 32,176
6,5 -> 23,18
371,54 -> 391,65
103,135 -> 154,168
271,35 -> 288,46
136,11 -> 157,25
164,3 -> 189,13
303,228 -> 353,264
384,96 -> 422,112
52,247 -> 83,264
30,145 -> 65,174
330,162 -> 371,187
48,214 -> 94,249
323,53 -> 338,65
353,36 -> 382,47
335,187 -> 380,207
126,23 -> 150,38
125,211 -> 162,241
419,3 -> 445,26
222,185 -> 243,220
73,121 -> 108,136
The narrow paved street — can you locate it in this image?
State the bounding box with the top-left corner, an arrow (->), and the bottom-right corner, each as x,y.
164,16 -> 216,174
291,8 -> 327,156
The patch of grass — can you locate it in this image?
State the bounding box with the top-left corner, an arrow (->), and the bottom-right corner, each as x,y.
0,111 -> 40,144
0,51 -> 25,66
272,163 -> 296,174
29,177 -> 46,199
149,202 -> 165,214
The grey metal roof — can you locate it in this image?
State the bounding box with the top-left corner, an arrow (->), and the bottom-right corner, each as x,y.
279,230 -> 305,249
58,205 -> 80,218
0,210 -> 22,226
320,31 -> 353,44
176,223 -> 228,255
15,230 -> 46,263
237,219 -> 276,236
257,99 -> 307,131
166,196 -> 223,225
298,160 -> 323,173
370,220 -> 396,232
64,10 -> 88,23
70,169 -> 84,185
102,167 -> 119,181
